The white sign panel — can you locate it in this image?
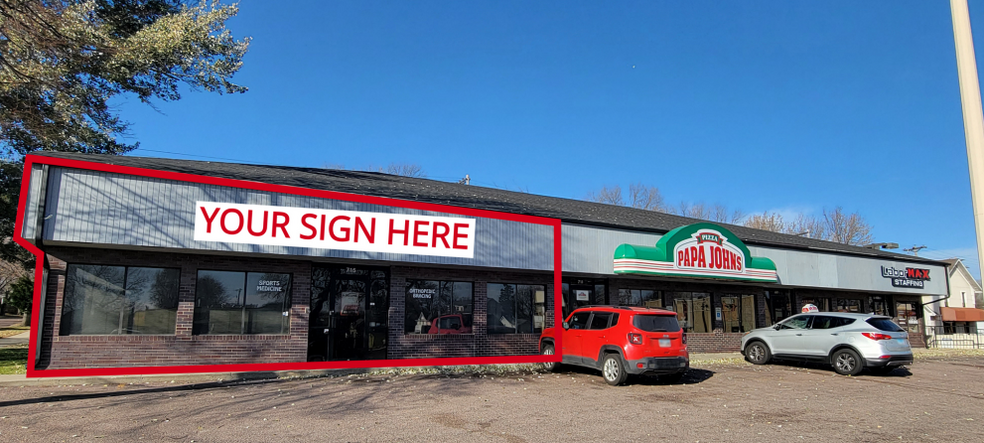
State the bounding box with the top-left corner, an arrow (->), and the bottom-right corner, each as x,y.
194,202 -> 476,258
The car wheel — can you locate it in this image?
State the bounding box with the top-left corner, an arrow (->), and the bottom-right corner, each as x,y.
832,349 -> 864,376
540,342 -> 559,372
745,341 -> 771,365
602,354 -> 628,386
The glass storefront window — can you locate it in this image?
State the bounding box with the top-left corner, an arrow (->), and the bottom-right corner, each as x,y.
60,265 -> 180,335
561,280 -> 607,319
405,280 -> 473,334
764,290 -> 792,325
801,297 -> 831,312
836,298 -> 862,313
667,292 -> 712,333
721,294 -> 756,333
868,297 -> 888,316
193,270 -> 292,335
620,289 -> 662,308
487,284 -> 546,334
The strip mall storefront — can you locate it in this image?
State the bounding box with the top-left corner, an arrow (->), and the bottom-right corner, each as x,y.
18,153 -> 949,371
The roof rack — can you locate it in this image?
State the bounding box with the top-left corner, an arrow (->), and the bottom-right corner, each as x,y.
581,305 -> 635,310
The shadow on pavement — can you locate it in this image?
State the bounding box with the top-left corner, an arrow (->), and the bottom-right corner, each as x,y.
763,359 -> 913,377
0,377 -> 293,408
633,368 -> 715,386
551,364 -> 714,386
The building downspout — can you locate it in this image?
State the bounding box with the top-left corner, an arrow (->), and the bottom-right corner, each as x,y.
920,267 -> 954,309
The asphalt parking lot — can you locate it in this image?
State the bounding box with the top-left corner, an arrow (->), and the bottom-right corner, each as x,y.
0,354 -> 982,442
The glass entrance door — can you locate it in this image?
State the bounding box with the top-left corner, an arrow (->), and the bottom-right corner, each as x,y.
308,266 -> 389,361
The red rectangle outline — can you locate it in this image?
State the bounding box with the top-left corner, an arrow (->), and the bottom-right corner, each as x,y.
14,154 -> 564,378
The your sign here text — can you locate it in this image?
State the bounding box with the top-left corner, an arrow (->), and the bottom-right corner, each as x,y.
194,202 -> 476,258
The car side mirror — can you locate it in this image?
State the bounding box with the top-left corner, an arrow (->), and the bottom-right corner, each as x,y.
773,324 -> 781,330
562,321 -> 570,330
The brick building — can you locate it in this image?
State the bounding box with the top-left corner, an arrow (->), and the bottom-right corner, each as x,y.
17,152 -> 949,372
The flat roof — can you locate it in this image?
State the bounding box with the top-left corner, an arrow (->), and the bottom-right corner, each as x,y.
30,152 -> 947,267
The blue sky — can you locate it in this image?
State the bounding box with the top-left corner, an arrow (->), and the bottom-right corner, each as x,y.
118,1 -> 984,276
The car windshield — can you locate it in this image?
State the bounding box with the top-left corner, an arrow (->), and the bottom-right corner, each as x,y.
633,314 -> 681,332
866,318 -> 904,332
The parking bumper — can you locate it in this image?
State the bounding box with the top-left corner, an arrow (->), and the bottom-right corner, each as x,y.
625,356 -> 689,375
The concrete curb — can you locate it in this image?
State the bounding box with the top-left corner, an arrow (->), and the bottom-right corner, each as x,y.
0,352 -> 747,387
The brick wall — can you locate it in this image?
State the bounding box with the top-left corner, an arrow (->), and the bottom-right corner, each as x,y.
686,332 -> 744,353
38,246 -> 931,370
41,247 -> 310,370
388,266 -> 554,359
39,247 -> 561,370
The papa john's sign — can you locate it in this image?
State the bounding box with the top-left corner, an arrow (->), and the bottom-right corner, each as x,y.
613,222 -> 778,282
195,202 -> 476,258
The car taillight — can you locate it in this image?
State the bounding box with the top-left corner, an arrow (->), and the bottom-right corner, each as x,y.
682,331 -> 687,345
862,332 -> 892,340
628,333 -> 643,345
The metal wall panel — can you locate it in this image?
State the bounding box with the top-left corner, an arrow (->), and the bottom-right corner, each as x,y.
752,246 -> 945,295
35,167 -> 948,294
562,224 -> 946,295
562,224 -> 660,274
41,168 -> 555,270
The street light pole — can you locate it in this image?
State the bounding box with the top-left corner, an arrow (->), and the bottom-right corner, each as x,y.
951,0 -> 984,281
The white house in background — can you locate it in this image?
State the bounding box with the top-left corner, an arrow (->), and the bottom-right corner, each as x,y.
923,258 -> 984,345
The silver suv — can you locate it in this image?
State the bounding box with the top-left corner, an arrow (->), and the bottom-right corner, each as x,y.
740,312 -> 913,376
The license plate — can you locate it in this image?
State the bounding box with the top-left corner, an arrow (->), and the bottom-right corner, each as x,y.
896,339 -> 907,345
659,339 -> 671,348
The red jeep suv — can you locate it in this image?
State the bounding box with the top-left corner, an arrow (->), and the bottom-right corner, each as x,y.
539,306 -> 689,386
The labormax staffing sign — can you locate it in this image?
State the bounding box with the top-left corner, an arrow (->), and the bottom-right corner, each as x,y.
195,202 -> 476,258
613,222 -> 778,282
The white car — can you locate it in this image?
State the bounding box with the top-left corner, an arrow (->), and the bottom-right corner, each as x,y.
740,312 -> 913,376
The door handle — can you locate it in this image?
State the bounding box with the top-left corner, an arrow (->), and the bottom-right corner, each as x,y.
795,333 -> 803,336
831,333 -> 839,336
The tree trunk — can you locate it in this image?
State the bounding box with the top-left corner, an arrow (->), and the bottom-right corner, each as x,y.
21,311 -> 30,327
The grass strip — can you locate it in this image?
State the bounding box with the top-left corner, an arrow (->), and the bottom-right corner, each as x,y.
0,344 -> 28,375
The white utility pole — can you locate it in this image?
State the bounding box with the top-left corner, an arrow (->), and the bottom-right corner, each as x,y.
951,0 -> 984,280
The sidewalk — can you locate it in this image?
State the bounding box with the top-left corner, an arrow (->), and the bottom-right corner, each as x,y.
0,315 -> 24,328
0,331 -> 30,348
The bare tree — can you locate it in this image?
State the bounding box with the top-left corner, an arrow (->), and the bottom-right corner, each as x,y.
743,208 -> 872,246
586,185 -> 625,206
821,207 -> 873,246
0,259 -> 28,314
711,204 -> 745,224
628,183 -> 668,211
322,163 -> 427,178
787,213 -> 826,239
744,212 -> 786,232
584,185 -> 873,244
678,201 -> 710,220
384,163 -> 426,178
